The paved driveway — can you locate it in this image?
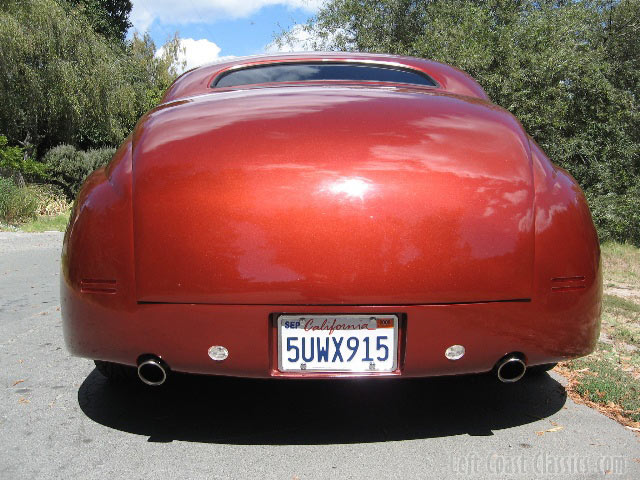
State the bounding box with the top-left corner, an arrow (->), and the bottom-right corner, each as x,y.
1,232 -> 638,479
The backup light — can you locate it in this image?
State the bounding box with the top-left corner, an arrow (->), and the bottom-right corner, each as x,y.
208,345 -> 229,361
445,345 -> 465,360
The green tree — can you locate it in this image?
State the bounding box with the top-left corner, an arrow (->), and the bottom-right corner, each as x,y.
0,0 -> 182,155
0,135 -> 47,185
64,0 -> 133,43
127,32 -> 186,112
280,0 -> 640,244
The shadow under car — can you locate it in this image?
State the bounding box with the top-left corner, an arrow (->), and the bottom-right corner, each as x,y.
78,369 -> 567,444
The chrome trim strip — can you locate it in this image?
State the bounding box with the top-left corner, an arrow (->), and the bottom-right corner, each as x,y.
211,59 -> 440,89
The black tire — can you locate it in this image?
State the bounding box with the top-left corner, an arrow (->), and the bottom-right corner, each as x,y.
94,360 -> 138,384
527,362 -> 557,375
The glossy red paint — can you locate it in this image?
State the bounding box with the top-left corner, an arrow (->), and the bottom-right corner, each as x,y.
134,87 -> 534,305
61,53 -> 601,379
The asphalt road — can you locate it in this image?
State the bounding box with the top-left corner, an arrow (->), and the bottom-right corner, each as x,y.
1,232 -> 638,479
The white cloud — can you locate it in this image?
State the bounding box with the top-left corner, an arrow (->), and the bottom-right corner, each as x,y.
264,23 -> 350,53
265,24 -> 316,53
131,0 -> 325,33
156,38 -> 236,74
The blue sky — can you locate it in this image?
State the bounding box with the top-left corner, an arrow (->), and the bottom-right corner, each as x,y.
130,1 -> 323,71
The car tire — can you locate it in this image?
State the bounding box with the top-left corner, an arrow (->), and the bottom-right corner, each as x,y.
94,360 -> 138,384
527,362 -> 557,375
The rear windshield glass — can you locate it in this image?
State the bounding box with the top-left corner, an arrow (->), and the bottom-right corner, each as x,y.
213,63 -> 437,88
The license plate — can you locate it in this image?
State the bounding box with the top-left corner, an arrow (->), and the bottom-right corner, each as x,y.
277,314 -> 399,373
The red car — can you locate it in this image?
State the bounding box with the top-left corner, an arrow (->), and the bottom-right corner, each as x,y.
61,52 -> 601,386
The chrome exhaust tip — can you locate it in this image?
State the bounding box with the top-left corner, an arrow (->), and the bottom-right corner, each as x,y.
137,357 -> 168,386
495,354 -> 526,383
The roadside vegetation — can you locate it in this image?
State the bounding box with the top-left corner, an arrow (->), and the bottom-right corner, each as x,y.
559,243 -> 640,428
0,0 -> 183,229
0,177 -> 70,232
20,211 -> 71,232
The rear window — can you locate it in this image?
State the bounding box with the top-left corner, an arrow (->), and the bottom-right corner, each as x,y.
213,62 -> 437,88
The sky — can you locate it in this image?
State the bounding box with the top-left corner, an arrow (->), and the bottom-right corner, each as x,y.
129,0 -> 324,72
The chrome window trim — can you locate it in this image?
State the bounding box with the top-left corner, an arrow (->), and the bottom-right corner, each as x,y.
211,60 -> 440,89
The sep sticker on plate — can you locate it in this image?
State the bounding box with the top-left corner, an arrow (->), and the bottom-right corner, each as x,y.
277,314 -> 398,373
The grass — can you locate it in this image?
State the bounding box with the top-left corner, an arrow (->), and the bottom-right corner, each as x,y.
20,211 -> 70,232
601,294 -> 640,348
1,180 -> 69,232
564,352 -> 640,423
603,293 -> 640,313
601,241 -> 640,287
559,242 -> 640,428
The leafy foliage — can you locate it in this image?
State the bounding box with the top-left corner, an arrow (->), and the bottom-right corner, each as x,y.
29,184 -> 70,216
0,135 -> 47,179
0,0 -> 187,221
284,0 -> 640,244
0,178 -> 39,223
0,0 -> 183,155
44,144 -> 115,198
588,183 -> 640,245
63,0 -> 132,42
127,32 -> 186,114
0,177 -> 69,224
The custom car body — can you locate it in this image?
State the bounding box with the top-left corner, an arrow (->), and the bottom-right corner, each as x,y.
61,52 -> 601,385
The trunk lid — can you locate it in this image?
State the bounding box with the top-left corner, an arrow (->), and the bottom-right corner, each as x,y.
132,86 -> 534,304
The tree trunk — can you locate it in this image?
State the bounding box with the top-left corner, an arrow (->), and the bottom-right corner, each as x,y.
13,171 -> 25,188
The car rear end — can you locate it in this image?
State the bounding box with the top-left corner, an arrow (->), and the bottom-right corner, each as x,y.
61,82 -> 601,383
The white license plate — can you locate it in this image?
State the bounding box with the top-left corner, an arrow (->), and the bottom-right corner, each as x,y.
277,314 -> 398,373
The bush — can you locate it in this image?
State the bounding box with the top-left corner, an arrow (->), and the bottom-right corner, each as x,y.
84,147 -> 118,171
0,134 -> 47,180
0,177 -> 38,223
30,184 -> 69,216
43,145 -> 87,198
588,184 -> 640,246
43,144 -> 115,199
